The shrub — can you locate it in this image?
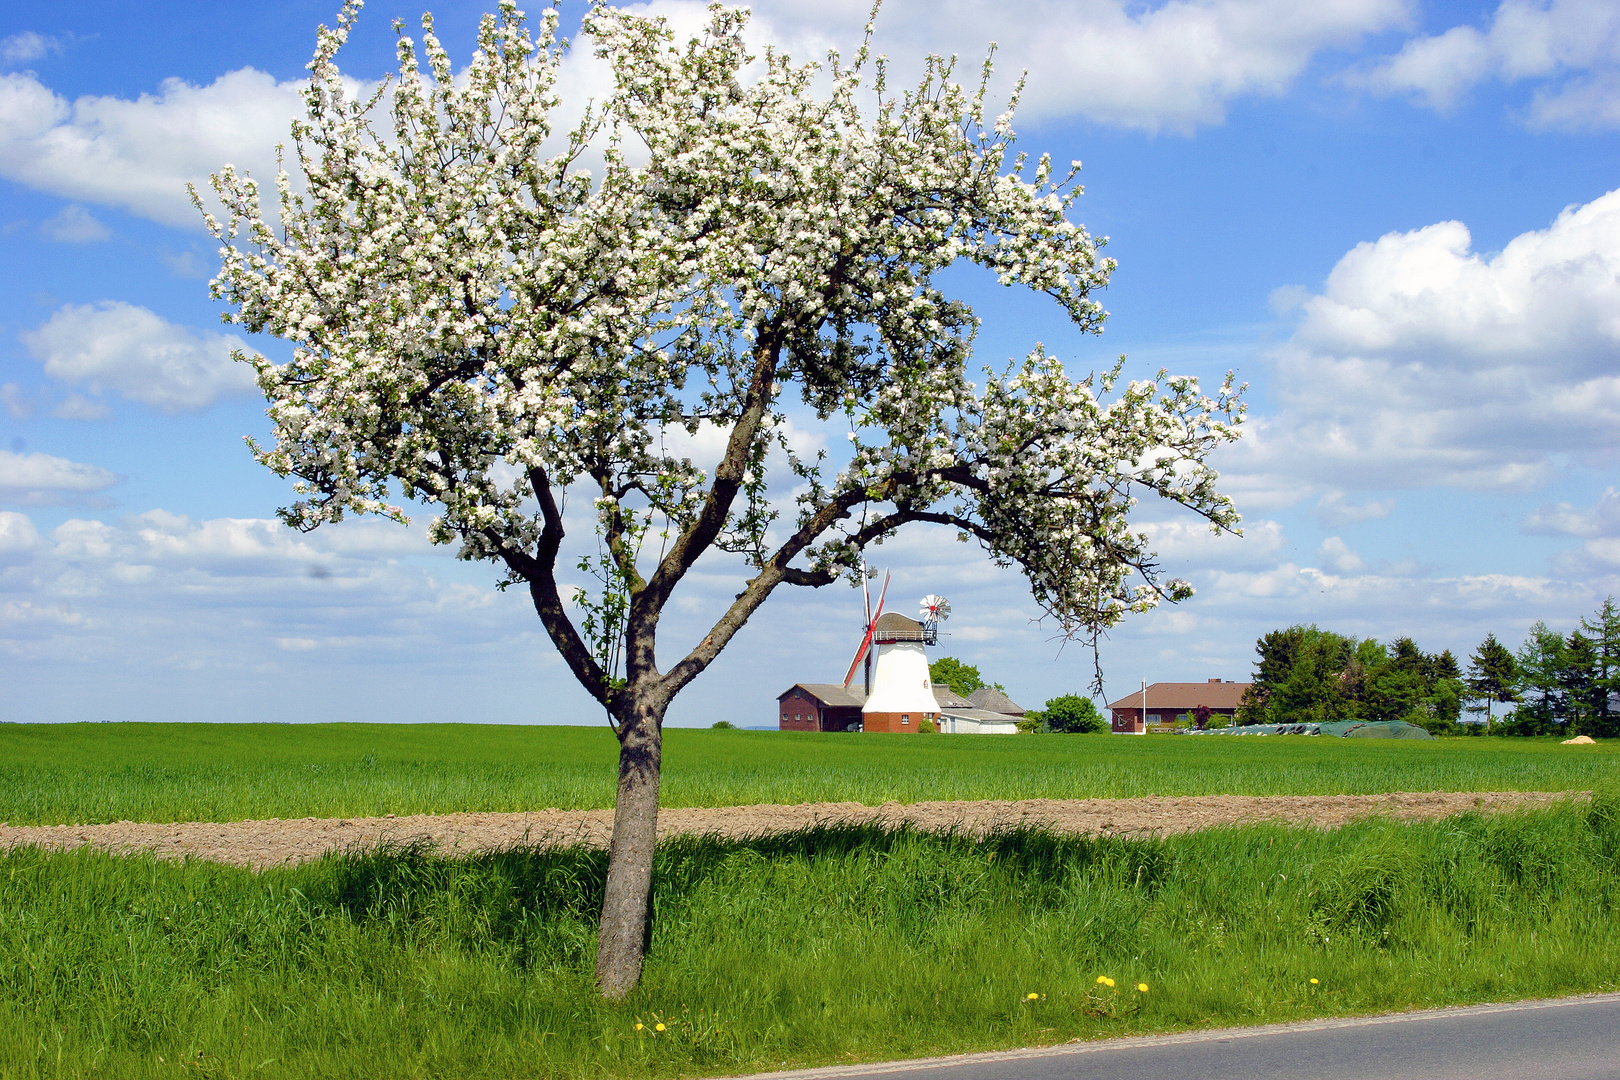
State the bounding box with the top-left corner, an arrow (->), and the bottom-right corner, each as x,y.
1045,695 -> 1108,734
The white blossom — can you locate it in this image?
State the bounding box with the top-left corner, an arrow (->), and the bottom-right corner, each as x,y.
198,0 -> 1244,704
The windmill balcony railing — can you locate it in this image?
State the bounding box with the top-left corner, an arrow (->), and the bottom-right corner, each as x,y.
874,626 -> 939,645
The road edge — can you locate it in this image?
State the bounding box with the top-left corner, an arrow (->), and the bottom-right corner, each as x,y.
711,990 -> 1620,1079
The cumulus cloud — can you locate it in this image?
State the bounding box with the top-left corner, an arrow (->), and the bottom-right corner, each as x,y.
1315,535 -> 1364,573
1092,539 -> 1616,705
0,383 -> 31,420
1141,516 -> 1287,570
1523,488 -> 1620,573
38,203 -> 109,242
734,0 -> 1408,132
0,511 -> 42,556
1229,187 -> 1620,499
0,32 -> 60,65
0,506 -> 615,723
1202,561 -> 1596,638
1363,0 -> 1620,129
1522,488 -> 1620,538
23,301 -> 257,412
0,68 -> 304,229
1312,491 -> 1394,527
0,0 -> 1413,234
0,449 -> 122,506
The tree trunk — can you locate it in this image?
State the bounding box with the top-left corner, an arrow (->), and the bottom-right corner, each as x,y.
595,697 -> 663,998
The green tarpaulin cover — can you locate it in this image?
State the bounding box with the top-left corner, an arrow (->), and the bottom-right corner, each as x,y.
1194,720 -> 1434,739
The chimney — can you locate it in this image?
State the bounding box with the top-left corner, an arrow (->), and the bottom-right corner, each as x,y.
1209,678 -> 1221,683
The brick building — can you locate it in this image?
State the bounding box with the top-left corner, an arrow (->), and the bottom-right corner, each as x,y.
1105,679 -> 1250,733
777,683 -> 1023,733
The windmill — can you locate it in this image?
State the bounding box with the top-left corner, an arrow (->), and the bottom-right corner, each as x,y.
842,568 -> 890,694
844,578 -> 950,733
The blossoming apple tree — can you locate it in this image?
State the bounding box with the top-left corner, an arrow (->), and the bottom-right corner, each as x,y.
199,0 -> 1243,995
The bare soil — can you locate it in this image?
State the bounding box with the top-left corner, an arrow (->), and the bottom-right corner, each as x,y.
0,791 -> 1580,872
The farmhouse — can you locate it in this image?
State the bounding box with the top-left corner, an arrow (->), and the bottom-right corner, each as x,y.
777,681 -> 1026,734
1105,679 -> 1250,733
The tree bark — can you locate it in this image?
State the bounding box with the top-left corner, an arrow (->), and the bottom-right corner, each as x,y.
595,695 -> 663,998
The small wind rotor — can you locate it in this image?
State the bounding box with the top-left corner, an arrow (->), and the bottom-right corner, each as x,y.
919,595 -> 951,624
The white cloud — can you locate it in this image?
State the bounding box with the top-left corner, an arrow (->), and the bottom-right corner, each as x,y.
1092,532 -> 1616,704
734,0 -> 1409,133
1230,188 -> 1620,499
1312,491 -> 1394,527
1,32 -> 60,65
0,449 -> 122,506
38,203 -> 109,242
0,511 -> 42,556
1523,488 -> 1620,573
1142,516 -> 1286,570
0,0 -> 1412,236
0,507 -> 608,724
1522,487 -> 1620,538
1364,0 -> 1620,129
0,68 -> 304,229
23,301 -> 257,412
51,394 -> 111,421
0,383 -> 31,420
1315,535 -> 1364,572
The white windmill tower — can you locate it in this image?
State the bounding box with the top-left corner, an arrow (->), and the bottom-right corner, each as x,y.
842,574 -> 949,733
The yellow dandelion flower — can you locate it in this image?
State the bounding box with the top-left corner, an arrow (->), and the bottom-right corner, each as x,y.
1137,983 -> 1149,993
1097,976 -> 1115,987
654,1023 -> 666,1032
1026,992 -> 1040,1000
634,1023 -> 644,1031
1310,978 -> 1319,985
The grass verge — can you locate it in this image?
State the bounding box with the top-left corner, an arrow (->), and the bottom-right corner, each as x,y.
3,793 -> 1619,1078
3,723 -> 1618,825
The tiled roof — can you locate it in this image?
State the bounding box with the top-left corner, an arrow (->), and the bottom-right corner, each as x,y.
941,708 -> 1023,724
782,683 -> 867,707
1105,681 -> 1251,712
782,683 -> 991,711
967,686 -> 1025,716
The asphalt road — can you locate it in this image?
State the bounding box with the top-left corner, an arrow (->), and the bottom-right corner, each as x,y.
732,993 -> 1620,1080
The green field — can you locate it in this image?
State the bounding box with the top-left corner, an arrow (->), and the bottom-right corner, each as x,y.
4,797 -> 1618,1079
3,724 -> 1617,826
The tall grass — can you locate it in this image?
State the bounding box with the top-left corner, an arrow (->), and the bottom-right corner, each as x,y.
3,724 -> 1617,825
3,795 -> 1619,1078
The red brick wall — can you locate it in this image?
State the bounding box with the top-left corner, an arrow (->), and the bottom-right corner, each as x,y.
863,711 -> 936,733
1112,710 -> 1145,733
779,689 -> 820,731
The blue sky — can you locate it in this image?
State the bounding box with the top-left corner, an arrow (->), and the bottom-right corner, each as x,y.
2,0 -> 1618,726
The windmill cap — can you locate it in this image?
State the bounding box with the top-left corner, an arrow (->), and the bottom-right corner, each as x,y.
873,611 -> 927,642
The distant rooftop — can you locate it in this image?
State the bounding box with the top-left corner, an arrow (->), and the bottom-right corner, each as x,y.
1104,680 -> 1250,712
780,683 -> 1019,714
966,686 -> 1025,716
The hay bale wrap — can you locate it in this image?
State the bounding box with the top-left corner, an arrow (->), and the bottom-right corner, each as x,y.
1195,720 -> 1434,739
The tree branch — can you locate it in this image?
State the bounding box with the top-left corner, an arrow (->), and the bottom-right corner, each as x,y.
486,467 -> 617,717
625,335 -> 785,690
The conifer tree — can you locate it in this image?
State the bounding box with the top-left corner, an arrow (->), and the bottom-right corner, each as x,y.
1466,632 -> 1519,730
1581,596 -> 1620,737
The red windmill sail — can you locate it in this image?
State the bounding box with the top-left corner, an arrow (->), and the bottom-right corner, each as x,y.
842,570 -> 890,689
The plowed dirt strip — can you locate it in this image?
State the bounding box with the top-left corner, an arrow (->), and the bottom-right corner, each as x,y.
0,791 -> 1578,871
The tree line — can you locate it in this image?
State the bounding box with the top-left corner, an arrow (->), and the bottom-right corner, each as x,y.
1238,598 -> 1619,737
